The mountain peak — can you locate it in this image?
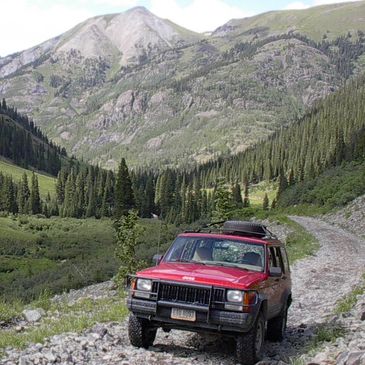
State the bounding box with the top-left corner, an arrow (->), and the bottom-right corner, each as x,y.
54,6 -> 200,63
125,6 -> 151,14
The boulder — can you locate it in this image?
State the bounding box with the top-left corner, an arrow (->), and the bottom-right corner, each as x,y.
22,309 -> 45,322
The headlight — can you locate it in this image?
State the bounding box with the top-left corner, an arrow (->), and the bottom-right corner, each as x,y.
227,290 -> 243,303
136,278 -> 152,291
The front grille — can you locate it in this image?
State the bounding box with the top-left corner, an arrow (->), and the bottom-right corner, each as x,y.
156,282 -> 225,306
159,283 -> 210,305
213,288 -> 225,303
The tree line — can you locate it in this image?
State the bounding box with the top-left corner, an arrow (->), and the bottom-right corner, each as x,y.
0,172 -> 44,215
1,73 -> 365,221
0,99 -> 65,175
132,73 -> 365,218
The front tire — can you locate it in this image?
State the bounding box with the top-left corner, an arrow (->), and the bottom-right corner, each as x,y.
128,314 -> 157,349
236,313 -> 265,365
267,303 -> 288,342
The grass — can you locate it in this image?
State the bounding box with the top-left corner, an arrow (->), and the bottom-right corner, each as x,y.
0,294 -> 128,355
312,323 -> 346,347
0,299 -> 23,323
0,216 -> 118,302
334,273 -> 365,314
0,159 -> 56,198
0,214 -> 181,302
272,215 -> 320,263
249,181 -> 277,208
279,160 -> 365,211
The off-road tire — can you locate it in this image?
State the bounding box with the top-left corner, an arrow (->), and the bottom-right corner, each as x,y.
267,303 -> 288,342
236,313 -> 265,365
128,314 -> 157,349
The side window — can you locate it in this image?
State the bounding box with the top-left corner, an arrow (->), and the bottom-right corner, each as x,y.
280,247 -> 290,273
268,247 -> 278,268
269,246 -> 285,273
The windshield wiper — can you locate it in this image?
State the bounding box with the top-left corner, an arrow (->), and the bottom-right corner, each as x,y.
175,259 -> 207,265
211,262 -> 249,270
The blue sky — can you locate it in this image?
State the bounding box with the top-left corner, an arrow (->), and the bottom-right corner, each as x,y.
0,0 -> 361,57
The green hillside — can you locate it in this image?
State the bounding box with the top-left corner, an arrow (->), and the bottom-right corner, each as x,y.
1,2 -> 365,168
0,159 -> 56,197
222,1 -> 365,41
0,215 -> 180,301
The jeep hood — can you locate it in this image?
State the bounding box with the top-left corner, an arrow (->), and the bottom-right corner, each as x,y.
137,262 -> 267,289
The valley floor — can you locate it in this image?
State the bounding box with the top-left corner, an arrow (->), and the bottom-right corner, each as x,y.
1,217 -> 364,364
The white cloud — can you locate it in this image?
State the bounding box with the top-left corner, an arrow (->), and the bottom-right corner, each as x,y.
284,2 -> 310,9
149,0 -> 252,33
0,0 -> 92,57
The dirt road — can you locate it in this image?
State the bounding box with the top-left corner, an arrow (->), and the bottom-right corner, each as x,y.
2,217 -> 364,364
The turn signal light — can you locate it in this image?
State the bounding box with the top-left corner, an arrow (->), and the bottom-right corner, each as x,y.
243,291 -> 257,312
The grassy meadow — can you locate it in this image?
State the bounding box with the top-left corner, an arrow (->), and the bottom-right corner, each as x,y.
0,159 -> 56,197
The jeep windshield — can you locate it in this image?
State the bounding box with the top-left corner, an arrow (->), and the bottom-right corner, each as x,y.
164,236 -> 265,272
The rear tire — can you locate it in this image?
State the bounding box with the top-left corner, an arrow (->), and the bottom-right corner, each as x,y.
236,313 -> 265,365
128,314 -> 157,349
267,303 -> 288,342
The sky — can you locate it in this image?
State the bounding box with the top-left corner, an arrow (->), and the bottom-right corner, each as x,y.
0,0 -> 362,57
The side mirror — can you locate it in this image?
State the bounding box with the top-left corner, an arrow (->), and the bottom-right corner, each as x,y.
153,254 -> 163,265
269,267 -> 282,277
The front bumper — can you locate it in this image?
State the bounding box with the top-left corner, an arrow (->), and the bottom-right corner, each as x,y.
127,297 -> 258,334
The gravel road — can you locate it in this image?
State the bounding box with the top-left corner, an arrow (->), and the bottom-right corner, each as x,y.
2,217 -> 365,365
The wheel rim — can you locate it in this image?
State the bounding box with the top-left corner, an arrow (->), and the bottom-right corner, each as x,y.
255,319 -> 264,354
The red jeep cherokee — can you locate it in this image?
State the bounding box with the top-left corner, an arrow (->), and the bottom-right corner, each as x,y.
127,221 -> 292,365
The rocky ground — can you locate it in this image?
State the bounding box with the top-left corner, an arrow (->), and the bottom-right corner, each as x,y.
1,217 -> 364,365
323,194 -> 365,239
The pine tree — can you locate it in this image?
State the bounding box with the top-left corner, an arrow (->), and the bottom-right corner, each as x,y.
3,177 -> 17,213
212,177 -> 233,222
18,173 -> 30,214
277,169 -> 288,200
114,210 -> 145,284
115,158 -> 135,218
85,184 -> 96,217
262,193 -> 269,210
159,170 -> 174,220
30,172 -> 41,214
101,170 -> 114,217
243,180 -> 250,208
232,182 -> 243,206
63,170 -> 77,217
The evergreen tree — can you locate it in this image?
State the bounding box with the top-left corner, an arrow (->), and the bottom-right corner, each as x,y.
212,177 -> 233,222
63,170 -> 77,217
85,184 -> 96,217
18,173 -> 30,214
30,172 -> 41,214
114,210 -> 145,284
243,180 -> 250,208
262,193 -> 269,210
232,182 -> 243,206
158,170 -> 174,219
277,169 -> 288,200
115,158 -> 135,218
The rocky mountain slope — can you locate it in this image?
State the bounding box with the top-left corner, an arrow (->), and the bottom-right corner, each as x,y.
1,3 -> 365,168
1,217 -> 364,364
324,194 -> 365,239
214,1 -> 365,41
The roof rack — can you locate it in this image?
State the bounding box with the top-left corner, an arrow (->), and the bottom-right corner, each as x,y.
184,220 -> 277,240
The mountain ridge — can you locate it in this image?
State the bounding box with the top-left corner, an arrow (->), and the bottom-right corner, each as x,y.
1,2 -> 365,168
